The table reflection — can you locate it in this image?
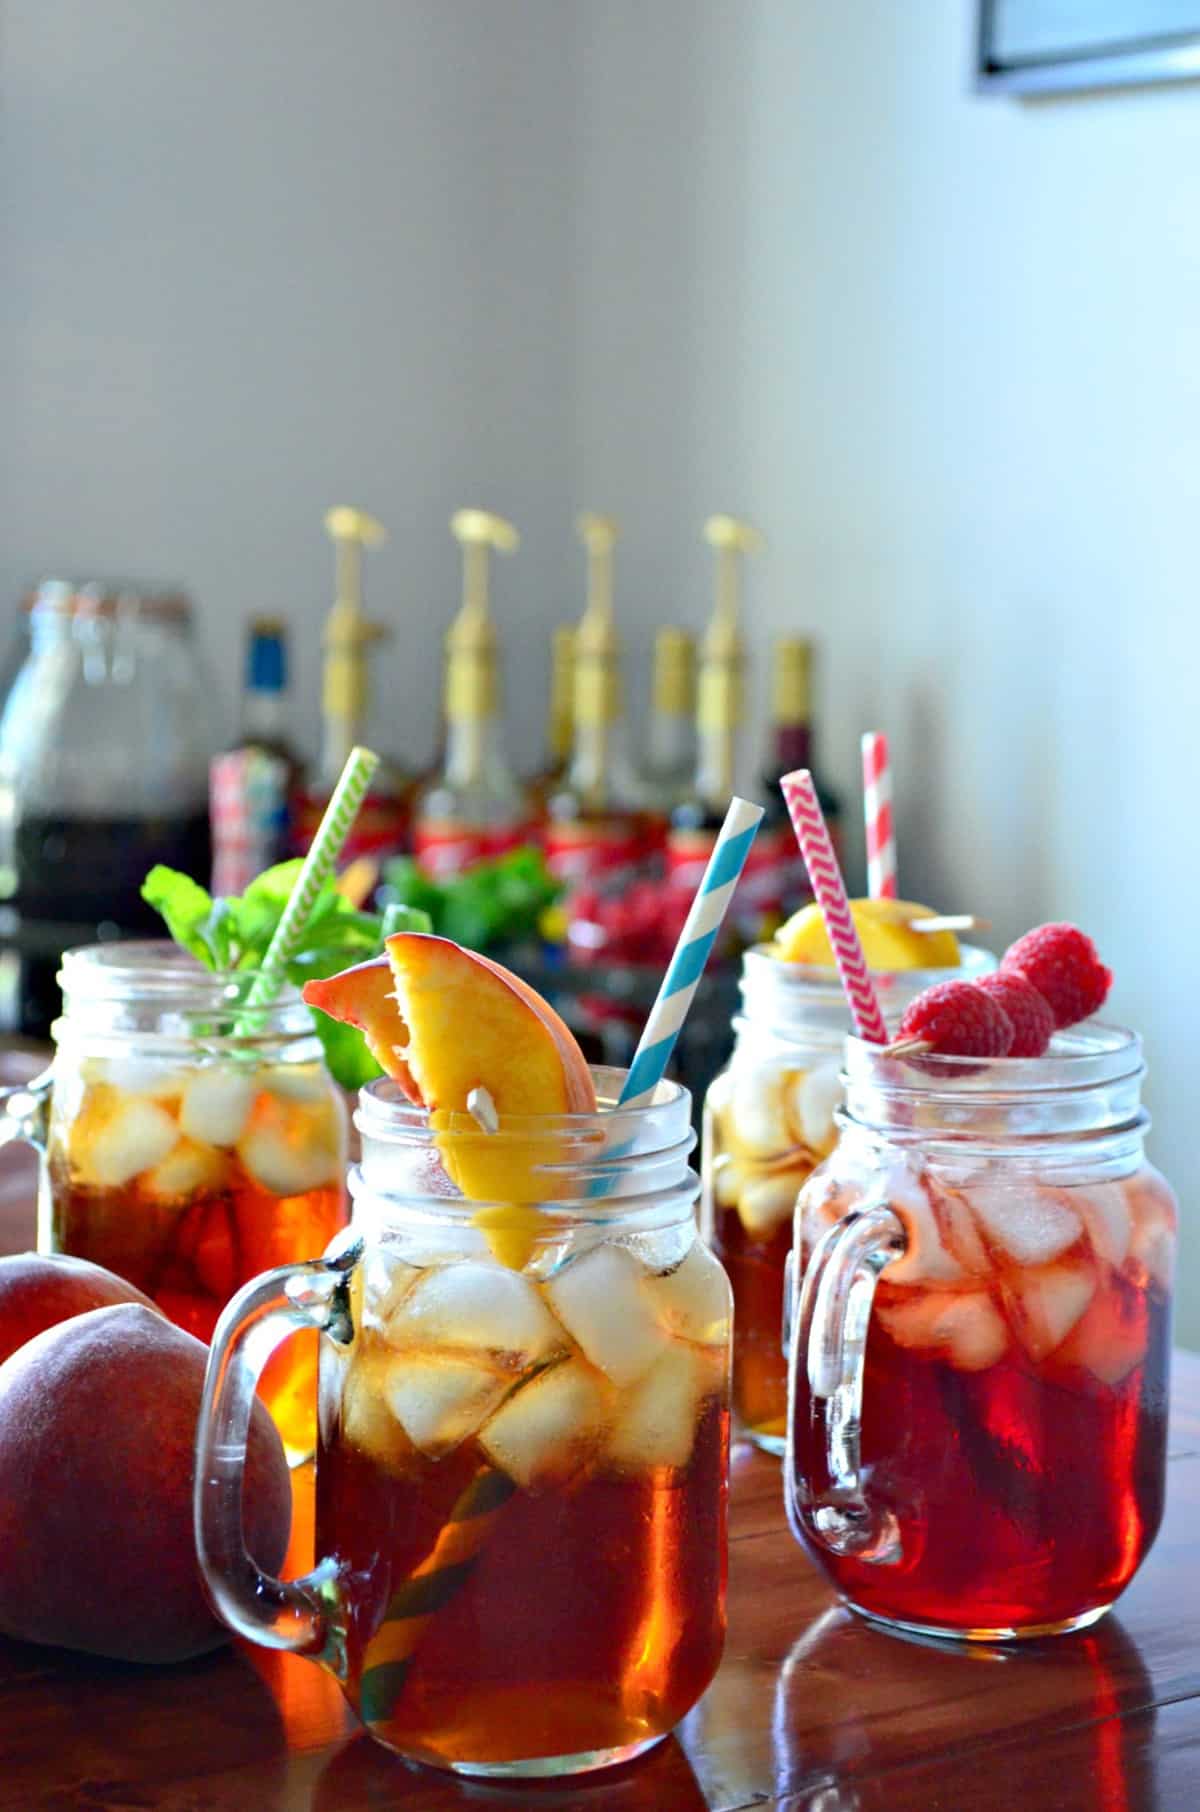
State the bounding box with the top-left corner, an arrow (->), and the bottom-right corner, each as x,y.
769,1604 -> 1159,1809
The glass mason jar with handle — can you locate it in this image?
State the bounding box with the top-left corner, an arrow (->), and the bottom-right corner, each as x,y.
0,941 -> 348,1462
785,1024 -> 1176,1640
195,1067 -> 731,1778
702,943 -> 992,1453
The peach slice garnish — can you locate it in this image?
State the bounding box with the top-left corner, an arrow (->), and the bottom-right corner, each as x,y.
384,935 -> 595,1120
385,936 -> 595,1266
305,935 -> 596,1267
302,956 -> 417,1097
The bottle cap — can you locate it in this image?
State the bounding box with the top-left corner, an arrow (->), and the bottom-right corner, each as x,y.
246,620 -> 287,693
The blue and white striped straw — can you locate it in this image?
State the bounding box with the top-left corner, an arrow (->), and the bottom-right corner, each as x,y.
618,796 -> 764,1108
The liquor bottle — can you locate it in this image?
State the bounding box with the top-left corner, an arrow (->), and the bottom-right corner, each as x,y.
239,618 -> 297,773
666,515 -> 762,894
754,635 -> 841,923
639,626 -> 696,816
290,507 -> 411,863
526,624 -> 576,816
545,515 -> 646,884
411,509 -> 532,876
210,619 -> 299,894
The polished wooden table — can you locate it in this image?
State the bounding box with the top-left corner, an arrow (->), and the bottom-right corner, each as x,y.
0,1131 -> 1195,1811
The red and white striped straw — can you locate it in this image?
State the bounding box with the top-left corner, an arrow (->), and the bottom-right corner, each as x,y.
861,731 -> 896,899
780,769 -> 889,1044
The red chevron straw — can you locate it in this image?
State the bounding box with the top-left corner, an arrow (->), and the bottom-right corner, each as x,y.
781,769 -> 889,1044
861,731 -> 897,900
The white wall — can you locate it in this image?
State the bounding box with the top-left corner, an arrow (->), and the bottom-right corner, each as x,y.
2,1 -> 1195,1340
0,0 -> 576,771
568,0 -> 1198,1342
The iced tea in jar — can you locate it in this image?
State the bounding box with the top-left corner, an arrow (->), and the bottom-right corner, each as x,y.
785,1024 -> 1176,1639
196,1067 -> 730,1777
39,942 -> 348,1460
703,939 -> 990,1451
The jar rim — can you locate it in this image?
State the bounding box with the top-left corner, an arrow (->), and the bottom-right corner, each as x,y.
355,1066 -> 690,1143
25,580 -> 192,624
53,941 -> 313,1052
57,940 -> 302,1008
351,1066 -> 698,1224
741,941 -> 995,996
845,1019 -> 1141,1094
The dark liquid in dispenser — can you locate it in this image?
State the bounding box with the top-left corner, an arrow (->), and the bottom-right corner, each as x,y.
0,810 -> 212,1035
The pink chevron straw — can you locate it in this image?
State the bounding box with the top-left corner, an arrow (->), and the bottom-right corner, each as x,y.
780,769 -> 889,1044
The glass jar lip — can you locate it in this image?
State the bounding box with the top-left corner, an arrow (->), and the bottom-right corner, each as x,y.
351,1066 -> 698,1223
25,580 -> 192,625
741,941 -> 995,995
355,1065 -> 690,1144
844,1019 -> 1142,1093
57,940 -> 301,1008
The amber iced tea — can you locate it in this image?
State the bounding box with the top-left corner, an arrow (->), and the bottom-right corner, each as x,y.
47,1055 -> 346,1459
704,1058 -> 838,1447
702,947 -> 991,1452
317,1233 -> 730,1769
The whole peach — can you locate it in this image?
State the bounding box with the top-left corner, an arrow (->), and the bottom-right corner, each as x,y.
0,1303 -> 291,1662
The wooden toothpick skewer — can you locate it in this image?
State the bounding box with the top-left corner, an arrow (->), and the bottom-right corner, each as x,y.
883,1037 -> 932,1058
909,915 -> 991,935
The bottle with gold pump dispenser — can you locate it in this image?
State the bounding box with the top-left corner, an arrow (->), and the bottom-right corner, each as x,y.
527,623 -> 577,815
640,625 -> 697,819
411,510 -> 532,876
667,515 -> 761,893
545,515 -> 647,883
291,506 -> 410,861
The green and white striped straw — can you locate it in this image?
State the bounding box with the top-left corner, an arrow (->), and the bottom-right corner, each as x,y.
242,745 -> 380,1013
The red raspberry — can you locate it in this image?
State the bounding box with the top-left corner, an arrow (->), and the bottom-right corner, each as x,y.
896,980 -> 1014,1057
976,970 -> 1055,1057
1001,922 -> 1112,1029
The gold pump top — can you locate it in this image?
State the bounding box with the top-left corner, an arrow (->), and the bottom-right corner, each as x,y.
698,514 -> 759,731
653,626 -> 696,718
772,635 -> 813,727
573,512 -> 622,728
320,506 -> 387,735
547,624 -> 577,763
574,513 -> 620,652
702,514 -> 762,637
445,508 -> 518,722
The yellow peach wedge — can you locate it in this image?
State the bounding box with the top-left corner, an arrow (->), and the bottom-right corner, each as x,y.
305,936 -> 596,1269
384,935 -> 595,1267
775,898 -> 961,972
301,957 -> 417,1096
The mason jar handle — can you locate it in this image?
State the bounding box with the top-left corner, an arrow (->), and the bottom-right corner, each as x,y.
0,1067 -> 52,1153
194,1248 -> 358,1662
785,1199 -> 906,1564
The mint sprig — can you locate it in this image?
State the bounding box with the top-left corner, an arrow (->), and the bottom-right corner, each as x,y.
141,864 -> 430,1089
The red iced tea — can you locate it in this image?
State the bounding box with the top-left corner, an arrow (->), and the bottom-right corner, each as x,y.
787,1027 -> 1177,1639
